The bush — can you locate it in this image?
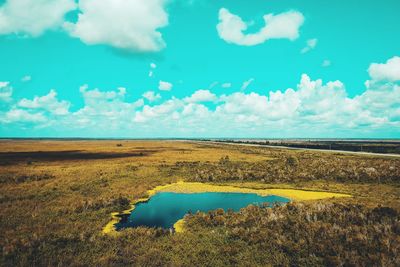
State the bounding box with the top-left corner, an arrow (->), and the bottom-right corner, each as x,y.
286,156 -> 299,168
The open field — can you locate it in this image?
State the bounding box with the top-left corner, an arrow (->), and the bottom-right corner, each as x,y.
210,139 -> 400,155
1,140 -> 399,266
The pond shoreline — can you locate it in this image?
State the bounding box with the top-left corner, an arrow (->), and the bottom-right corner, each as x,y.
102,181 -> 351,236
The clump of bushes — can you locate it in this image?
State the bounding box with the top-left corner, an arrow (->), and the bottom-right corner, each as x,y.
0,173 -> 55,184
218,155 -> 230,165
286,156 -> 299,168
161,153 -> 399,184
74,196 -> 131,213
183,202 -> 400,266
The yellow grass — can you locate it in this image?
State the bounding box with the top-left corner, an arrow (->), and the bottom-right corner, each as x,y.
173,219 -> 185,233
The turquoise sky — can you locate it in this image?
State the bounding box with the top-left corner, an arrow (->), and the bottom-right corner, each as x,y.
0,0 -> 399,138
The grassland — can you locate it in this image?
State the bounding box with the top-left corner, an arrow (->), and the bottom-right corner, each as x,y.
212,139 -> 400,154
0,140 -> 399,266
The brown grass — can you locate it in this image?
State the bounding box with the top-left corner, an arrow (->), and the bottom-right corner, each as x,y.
0,140 -> 399,266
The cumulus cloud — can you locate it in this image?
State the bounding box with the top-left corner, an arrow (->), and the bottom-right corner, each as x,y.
142,72 -> 398,135
130,71 -> 398,136
158,80 -> 172,91
218,92 -> 269,115
184,89 -> 217,103
142,91 -> 161,102
72,85 -> 144,129
2,108 -> 46,123
64,0 -> 169,52
368,56 -> 400,82
18,89 -> 70,115
78,85 -> 142,112
0,0 -> 76,36
301,38 -> 317,54
1,57 -> 399,137
217,8 -> 304,46
133,98 -> 182,123
0,81 -> 13,101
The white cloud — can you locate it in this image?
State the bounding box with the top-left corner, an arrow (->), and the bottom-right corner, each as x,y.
0,81 -> 12,101
221,83 -> 232,88
217,8 -> 304,46
64,0 -> 169,52
184,89 -> 217,103
218,92 -> 269,115
322,60 -> 331,67
79,85 -> 130,106
3,108 -> 46,123
241,78 -> 254,90
0,0 -> 76,36
301,38 -> 317,54
21,75 -> 31,82
71,85 -> 144,129
368,56 -> 400,82
120,70 -> 396,133
148,62 -> 157,77
2,58 -> 399,137
158,80 -> 172,91
142,91 -> 161,102
133,98 -> 182,123
18,89 -> 70,115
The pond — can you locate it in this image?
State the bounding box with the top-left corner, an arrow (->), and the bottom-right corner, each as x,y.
115,192 -> 290,231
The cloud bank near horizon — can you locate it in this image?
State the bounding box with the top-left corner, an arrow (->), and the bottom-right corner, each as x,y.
1,56 -> 399,138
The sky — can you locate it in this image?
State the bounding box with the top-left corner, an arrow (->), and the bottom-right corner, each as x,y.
0,0 -> 399,138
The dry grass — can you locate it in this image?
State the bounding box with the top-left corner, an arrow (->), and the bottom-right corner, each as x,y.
0,140 -> 399,266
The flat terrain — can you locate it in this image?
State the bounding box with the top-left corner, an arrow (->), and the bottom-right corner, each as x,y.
210,139 -> 400,155
0,140 -> 399,266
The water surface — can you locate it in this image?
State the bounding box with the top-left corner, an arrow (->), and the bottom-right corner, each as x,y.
115,192 -> 290,230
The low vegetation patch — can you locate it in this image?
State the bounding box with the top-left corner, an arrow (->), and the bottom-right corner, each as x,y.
0,173 -> 55,184
161,153 -> 399,184
183,202 -> 400,266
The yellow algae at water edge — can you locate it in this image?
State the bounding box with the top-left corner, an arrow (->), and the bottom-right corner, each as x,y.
157,182 -> 351,201
173,218 -> 185,233
102,212 -> 120,235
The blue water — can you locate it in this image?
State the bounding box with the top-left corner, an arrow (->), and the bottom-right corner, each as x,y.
115,192 -> 290,230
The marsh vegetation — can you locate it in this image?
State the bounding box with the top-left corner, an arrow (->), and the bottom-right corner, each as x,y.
0,140 -> 399,266
213,139 -> 400,154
